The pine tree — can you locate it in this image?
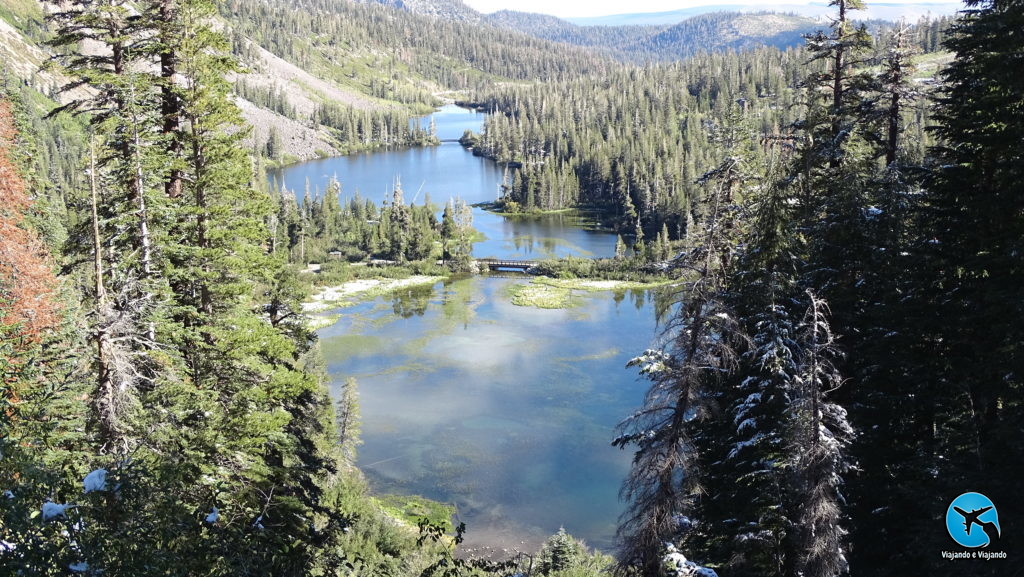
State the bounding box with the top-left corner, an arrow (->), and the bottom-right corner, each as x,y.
388,179 -> 412,261
537,527 -> 586,575
701,163 -> 802,576
49,0 -> 181,449
441,200 -> 456,263
895,0 -> 1024,570
156,1 -> 342,572
614,234 -> 626,260
801,0 -> 874,169
0,100 -> 61,360
265,125 -> 282,161
876,25 -> 920,166
440,197 -> 473,271
41,1 -> 349,572
790,292 -> 853,577
614,146 -> 747,575
336,377 -> 362,464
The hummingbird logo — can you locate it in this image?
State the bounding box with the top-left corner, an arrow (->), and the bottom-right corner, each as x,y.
946,493 -> 1001,548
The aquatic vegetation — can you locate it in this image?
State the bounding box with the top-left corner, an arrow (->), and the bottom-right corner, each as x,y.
507,283 -> 579,309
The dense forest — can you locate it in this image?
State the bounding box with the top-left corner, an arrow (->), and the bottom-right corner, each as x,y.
464,17 -> 947,239
0,0 -> 1021,575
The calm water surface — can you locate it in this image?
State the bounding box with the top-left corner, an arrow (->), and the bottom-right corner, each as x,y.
318,277 -> 659,551
271,105 -> 618,260
278,106 -> 662,551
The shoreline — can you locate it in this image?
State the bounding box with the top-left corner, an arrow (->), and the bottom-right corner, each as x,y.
303,275 -> 445,314
300,271 -> 675,318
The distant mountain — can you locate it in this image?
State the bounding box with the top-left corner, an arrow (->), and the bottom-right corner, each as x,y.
353,0 -> 482,22
650,12 -> 820,56
484,10 -> 654,52
487,10 -> 822,62
485,10 -> 583,39
568,2 -> 963,26
568,5 -> 749,26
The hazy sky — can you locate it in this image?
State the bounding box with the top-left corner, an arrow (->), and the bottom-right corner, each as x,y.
461,0 -> 807,18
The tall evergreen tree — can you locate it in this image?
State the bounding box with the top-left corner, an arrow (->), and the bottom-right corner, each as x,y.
898,0 -> 1024,570
614,138 -> 748,575
699,159 -> 802,576
336,377 -> 362,465
789,292 -> 853,577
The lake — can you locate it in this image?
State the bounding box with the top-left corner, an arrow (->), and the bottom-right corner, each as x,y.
274,106 -> 663,552
317,277 -> 659,552
270,105 -> 619,260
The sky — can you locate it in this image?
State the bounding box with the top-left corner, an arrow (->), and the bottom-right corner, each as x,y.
461,0 -> 809,18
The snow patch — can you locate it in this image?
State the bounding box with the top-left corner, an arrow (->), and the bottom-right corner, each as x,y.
83,469 -> 108,493
662,543 -> 719,577
42,502 -> 71,521
205,507 -> 220,524
69,562 -> 89,572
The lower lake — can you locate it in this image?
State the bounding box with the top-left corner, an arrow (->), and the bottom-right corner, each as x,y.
316,277 -> 660,552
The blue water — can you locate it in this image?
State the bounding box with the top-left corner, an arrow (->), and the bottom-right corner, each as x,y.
317,277 -> 660,552
281,105 -> 662,552
271,105 -> 619,260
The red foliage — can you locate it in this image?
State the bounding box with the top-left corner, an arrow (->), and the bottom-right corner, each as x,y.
0,99 -> 61,357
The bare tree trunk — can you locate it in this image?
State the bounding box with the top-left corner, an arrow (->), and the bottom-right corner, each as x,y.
190,117 -> 215,319
90,136 -> 116,446
128,80 -> 156,343
90,137 -> 107,306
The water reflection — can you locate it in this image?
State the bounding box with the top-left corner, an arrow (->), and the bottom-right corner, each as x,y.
391,284 -> 434,319
271,105 -> 619,260
321,277 -> 660,551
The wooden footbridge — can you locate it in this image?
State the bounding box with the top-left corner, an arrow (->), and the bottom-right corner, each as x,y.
476,258 -> 539,271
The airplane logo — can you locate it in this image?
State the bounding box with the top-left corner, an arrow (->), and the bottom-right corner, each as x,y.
946,493 -> 1001,548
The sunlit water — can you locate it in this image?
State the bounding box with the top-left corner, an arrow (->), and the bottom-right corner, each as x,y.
318,277 -> 660,552
275,106 -> 663,551
270,105 -> 618,260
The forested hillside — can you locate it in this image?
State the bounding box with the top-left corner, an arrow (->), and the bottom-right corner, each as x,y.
606,1 -> 1022,576
0,0 -> 1021,575
463,18 -> 947,240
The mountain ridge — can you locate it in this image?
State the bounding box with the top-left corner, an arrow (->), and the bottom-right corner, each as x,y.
484,9 -> 823,61
566,1 -> 963,26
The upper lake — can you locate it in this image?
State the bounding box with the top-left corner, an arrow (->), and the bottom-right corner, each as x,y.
270,105 -> 619,260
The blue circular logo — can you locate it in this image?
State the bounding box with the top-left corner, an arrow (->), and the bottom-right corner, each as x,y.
946,492 -> 1001,548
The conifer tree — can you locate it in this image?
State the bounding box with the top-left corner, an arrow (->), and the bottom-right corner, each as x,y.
0,100 -> 61,359
700,160 -> 802,576
890,1 -> 1024,571
614,139 -> 748,575
790,292 -> 853,577
49,0 -> 180,449
876,25 -> 919,166
336,377 -> 362,464
40,0 -> 349,572
537,527 -> 586,575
